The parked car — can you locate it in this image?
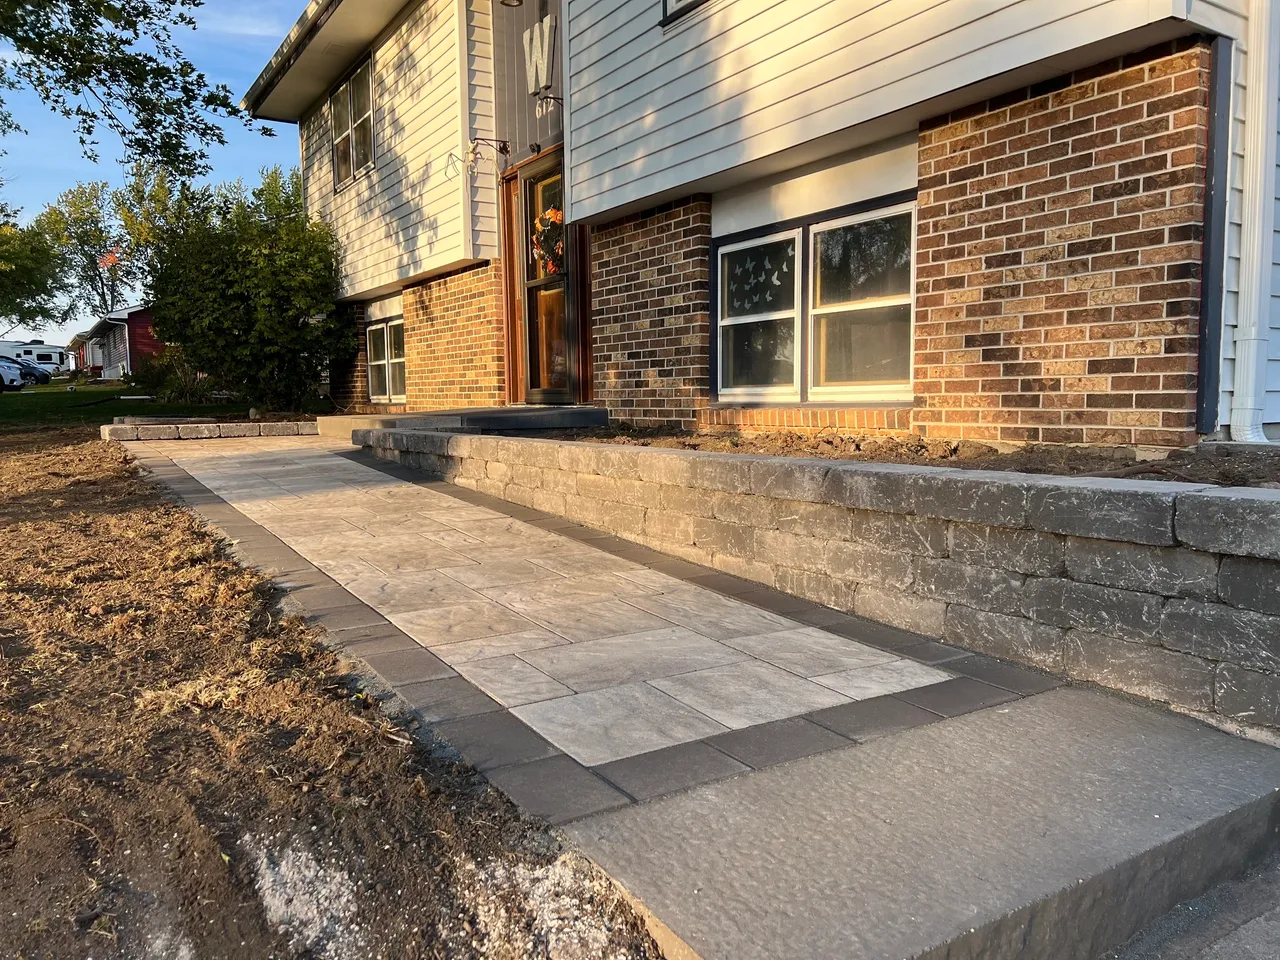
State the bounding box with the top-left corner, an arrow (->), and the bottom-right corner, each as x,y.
0,358 -> 27,391
0,355 -> 51,385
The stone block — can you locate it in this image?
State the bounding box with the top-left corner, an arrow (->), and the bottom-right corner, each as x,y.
503,483 -> 537,508
825,541 -> 915,589
541,468 -> 579,495
949,523 -> 1065,576
509,463 -> 544,489
848,511 -> 949,557
914,558 -> 1024,615
691,517 -> 755,558
910,470 -> 1032,527
821,463 -> 920,515
636,448 -> 699,486
592,445 -> 647,480
1026,476 -> 1203,546
458,458 -> 487,480
218,423 -> 261,438
136,425 -> 179,440
469,436 -> 500,461
177,424 -> 220,439
944,606 -> 1065,672
1160,600 -> 1280,673
100,424 -> 139,441
774,567 -> 855,612
711,552 -> 776,587
530,489 -> 567,515
446,434 -> 476,458
749,458 -> 832,504
772,500 -> 852,539
1065,539 -> 1218,599
754,529 -> 828,576
576,472 -> 620,502
557,442 -> 603,474
259,422 -> 300,436
1021,577 -> 1163,641
656,484 -> 715,519
644,510 -> 696,544
350,428 -> 373,446
1065,630 -> 1215,711
853,585 -> 946,638
297,422 -> 319,436
1219,556 -> 1280,616
611,477 -> 664,509
563,496 -> 645,537
1214,663 -> 1280,726
474,477 -> 506,499
1176,487 -> 1280,560
689,454 -> 761,494
485,460 -> 512,483
405,431 -> 450,455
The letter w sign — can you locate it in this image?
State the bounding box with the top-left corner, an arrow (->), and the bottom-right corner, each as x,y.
524,15 -> 557,95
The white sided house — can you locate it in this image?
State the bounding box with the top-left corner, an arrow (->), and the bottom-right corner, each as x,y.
247,0 -> 1280,448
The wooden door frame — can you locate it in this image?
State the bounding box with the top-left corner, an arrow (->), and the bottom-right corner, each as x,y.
499,144 -> 592,405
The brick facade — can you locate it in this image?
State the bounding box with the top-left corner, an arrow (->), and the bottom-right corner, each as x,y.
914,40 -> 1210,446
329,302 -> 369,410
590,197 -> 713,428
402,261 -> 506,410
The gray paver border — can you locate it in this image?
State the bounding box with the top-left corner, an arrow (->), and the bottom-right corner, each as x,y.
126,441 -> 1062,825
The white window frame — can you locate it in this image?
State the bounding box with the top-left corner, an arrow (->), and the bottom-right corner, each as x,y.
716,228 -> 803,403
807,201 -> 916,403
330,58 -> 374,192
366,318 -> 406,403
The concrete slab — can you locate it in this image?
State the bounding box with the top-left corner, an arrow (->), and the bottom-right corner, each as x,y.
567,689 -> 1280,960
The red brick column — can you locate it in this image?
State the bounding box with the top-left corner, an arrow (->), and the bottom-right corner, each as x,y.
590,197 -> 713,428
914,39 -> 1210,446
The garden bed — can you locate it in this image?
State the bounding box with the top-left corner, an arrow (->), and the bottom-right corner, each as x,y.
543,429 -> 1280,489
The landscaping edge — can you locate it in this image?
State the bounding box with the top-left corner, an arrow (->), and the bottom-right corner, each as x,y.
101,422 -> 320,441
354,427 -> 1280,728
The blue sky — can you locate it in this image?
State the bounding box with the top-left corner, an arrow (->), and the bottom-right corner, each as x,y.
4,0 -> 304,343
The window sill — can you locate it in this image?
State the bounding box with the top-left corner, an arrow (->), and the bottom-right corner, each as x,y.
334,162 -> 376,196
709,400 -> 913,410
660,0 -> 716,28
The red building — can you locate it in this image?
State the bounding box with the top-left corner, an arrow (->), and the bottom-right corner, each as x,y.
83,305 -> 164,379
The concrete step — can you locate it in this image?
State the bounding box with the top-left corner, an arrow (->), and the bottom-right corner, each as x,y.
566,688 -> 1280,960
317,405 -> 607,439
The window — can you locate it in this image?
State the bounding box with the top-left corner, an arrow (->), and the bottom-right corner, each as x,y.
662,0 -> 711,23
330,59 -> 373,190
714,201 -> 915,404
717,230 -> 802,399
809,206 -> 914,400
367,319 -> 405,402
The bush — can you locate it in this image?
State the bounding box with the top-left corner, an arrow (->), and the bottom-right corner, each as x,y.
126,348 -> 218,404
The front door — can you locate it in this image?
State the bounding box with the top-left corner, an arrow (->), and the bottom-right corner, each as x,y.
503,152 -> 588,406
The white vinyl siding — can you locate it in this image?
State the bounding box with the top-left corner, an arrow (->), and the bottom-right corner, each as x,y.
566,0 -> 1199,221
300,0 -> 496,300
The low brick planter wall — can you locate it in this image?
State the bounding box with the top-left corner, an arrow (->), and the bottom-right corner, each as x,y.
354,428 -> 1280,727
102,422 -> 319,441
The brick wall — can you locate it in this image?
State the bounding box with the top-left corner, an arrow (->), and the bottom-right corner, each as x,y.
915,40 -> 1210,447
590,197 -> 713,428
697,406 -> 913,435
330,302 -> 369,410
403,261 -> 506,410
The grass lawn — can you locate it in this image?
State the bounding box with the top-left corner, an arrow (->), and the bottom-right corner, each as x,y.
0,382 -> 249,429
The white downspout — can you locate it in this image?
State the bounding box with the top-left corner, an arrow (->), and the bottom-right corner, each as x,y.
1230,0 -> 1280,442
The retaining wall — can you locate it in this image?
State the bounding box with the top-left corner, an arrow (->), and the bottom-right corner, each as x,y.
102,422 -> 320,441
355,428 -> 1280,727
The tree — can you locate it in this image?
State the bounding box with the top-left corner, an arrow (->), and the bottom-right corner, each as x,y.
32,180 -> 134,323
148,167 -> 351,410
0,1 -> 271,177
0,215 -> 65,338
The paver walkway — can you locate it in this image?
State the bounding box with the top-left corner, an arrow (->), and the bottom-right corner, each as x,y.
131,436 -> 1046,821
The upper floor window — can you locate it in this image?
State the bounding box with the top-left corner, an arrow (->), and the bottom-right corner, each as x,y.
662,0 -> 711,24
331,59 -> 373,190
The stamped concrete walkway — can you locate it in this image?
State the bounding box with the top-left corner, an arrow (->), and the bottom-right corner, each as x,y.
128,436 -> 1280,960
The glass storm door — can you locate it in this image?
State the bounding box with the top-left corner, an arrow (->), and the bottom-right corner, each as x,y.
523,168 -> 573,403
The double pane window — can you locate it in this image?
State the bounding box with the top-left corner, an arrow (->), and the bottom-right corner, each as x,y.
367,319 -> 405,402
331,60 -> 373,190
716,203 -> 914,403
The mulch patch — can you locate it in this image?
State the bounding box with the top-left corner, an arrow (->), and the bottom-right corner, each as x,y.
0,427 -> 660,959
545,428 -> 1280,488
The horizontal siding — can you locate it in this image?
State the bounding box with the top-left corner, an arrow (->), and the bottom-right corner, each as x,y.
566,0 -> 1194,219
468,0 -> 500,262
301,0 -> 468,299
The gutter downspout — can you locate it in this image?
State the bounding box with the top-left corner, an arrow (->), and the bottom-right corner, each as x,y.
1230,0 -> 1280,443
104,318 -> 131,379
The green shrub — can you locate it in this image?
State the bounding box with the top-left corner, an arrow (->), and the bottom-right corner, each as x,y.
126,348 -> 219,404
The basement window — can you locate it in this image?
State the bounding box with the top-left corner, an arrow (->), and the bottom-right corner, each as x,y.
367,319 -> 405,403
331,58 -> 374,191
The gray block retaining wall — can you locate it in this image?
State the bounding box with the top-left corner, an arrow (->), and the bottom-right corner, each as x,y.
355,428 -> 1280,727
101,422 -> 319,441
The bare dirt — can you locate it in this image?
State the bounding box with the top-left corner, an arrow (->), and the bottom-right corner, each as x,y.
0,427 -> 661,960
548,428 -> 1280,488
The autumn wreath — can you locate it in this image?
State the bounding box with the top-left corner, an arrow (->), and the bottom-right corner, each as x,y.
532,205 -> 566,275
